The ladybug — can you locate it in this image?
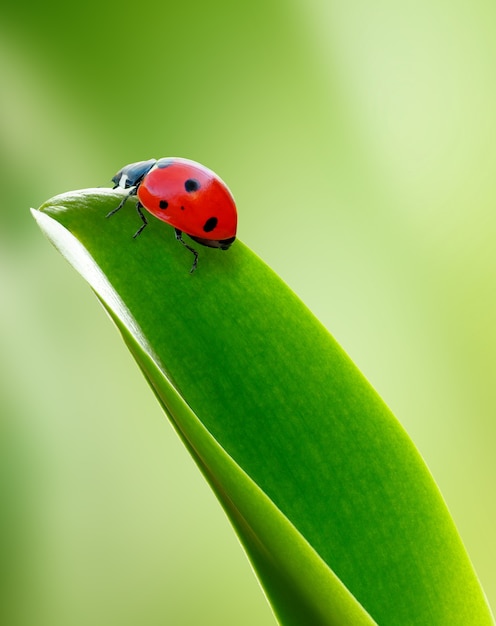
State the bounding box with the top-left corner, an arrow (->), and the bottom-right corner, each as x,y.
107,157 -> 237,273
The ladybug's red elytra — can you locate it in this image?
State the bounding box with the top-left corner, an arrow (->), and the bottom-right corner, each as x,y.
107,157 -> 237,273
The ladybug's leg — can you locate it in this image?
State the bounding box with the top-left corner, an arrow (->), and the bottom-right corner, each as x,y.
106,186 -> 137,218
132,202 -> 148,238
174,229 -> 199,273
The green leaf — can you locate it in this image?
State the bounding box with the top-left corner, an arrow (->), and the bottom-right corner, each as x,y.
32,189 -> 494,626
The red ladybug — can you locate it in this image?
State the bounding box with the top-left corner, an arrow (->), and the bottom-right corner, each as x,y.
107,157 -> 237,272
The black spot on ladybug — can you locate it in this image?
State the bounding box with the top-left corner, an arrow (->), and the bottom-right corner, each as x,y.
180,206 -> 185,211
184,178 -> 200,192
203,217 -> 218,232
156,158 -> 174,169
159,200 -> 168,209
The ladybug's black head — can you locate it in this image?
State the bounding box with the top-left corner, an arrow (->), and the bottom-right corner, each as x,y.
112,159 -> 156,189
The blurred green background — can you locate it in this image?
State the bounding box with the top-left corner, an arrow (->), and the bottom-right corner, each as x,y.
1,0 -> 495,624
